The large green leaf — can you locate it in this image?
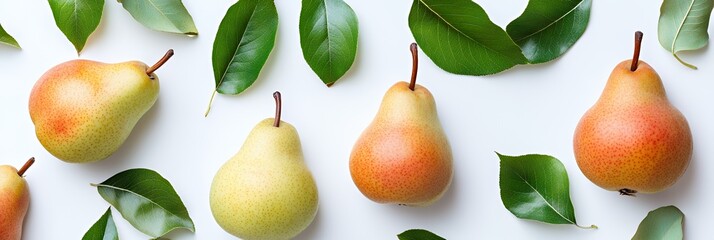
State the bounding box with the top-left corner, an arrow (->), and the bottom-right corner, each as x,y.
408,0 -> 527,76
506,0 -> 592,63
632,206 -> 684,240
48,0 -> 104,53
299,0 -> 359,86
118,0 -> 198,36
82,208 -> 118,240
93,169 -> 194,238
658,0 -> 714,69
498,153 -> 595,229
398,229 -> 445,240
0,23 -> 20,49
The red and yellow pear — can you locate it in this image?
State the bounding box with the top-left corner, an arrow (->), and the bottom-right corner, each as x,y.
574,32 -> 692,195
29,50 -> 174,163
350,43 -> 453,206
0,158 -> 35,240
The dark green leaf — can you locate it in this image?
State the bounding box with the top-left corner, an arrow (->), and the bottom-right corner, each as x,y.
118,0 -> 198,36
398,229 -> 445,240
506,0 -> 592,63
299,0 -> 359,86
408,0 -> 527,76
658,0 -> 713,69
0,23 -> 20,49
632,206 -> 684,240
82,208 -> 118,240
497,153 -> 595,229
49,0 -> 104,53
93,169 -> 194,238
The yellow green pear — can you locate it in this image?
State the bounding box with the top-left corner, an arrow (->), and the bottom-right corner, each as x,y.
210,92 -> 318,240
0,158 -> 35,240
29,50 -> 174,163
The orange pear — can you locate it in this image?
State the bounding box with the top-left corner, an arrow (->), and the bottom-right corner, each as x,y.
0,158 -> 34,240
350,43 -> 453,206
574,32 -> 692,195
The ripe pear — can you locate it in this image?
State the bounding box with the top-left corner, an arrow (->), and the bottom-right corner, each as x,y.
574,32 -> 692,195
210,92 -> 318,240
29,50 -> 174,163
350,43 -> 453,206
0,158 -> 35,240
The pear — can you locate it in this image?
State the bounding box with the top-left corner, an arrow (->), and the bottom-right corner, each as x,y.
349,43 -> 453,206
29,50 -> 174,163
574,32 -> 692,195
210,92 -> 318,240
0,158 -> 35,240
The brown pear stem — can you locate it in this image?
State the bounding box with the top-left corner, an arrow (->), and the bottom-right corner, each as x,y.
17,157 -> 35,176
146,49 -> 175,78
630,31 -> 643,71
273,91 -> 282,127
409,43 -> 418,91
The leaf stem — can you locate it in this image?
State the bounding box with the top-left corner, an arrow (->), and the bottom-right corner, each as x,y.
409,43 -> 418,91
204,91 -> 218,117
17,157 -> 35,176
146,49 -> 175,78
273,91 -> 282,127
630,31 -> 643,71
673,54 -> 698,69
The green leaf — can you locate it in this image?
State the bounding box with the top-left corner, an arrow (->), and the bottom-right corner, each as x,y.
82,208 -> 118,240
0,23 -> 20,49
497,153 -> 595,229
118,0 -> 198,36
658,0 -> 714,69
408,0 -> 527,76
92,169 -> 194,238
506,0 -> 592,63
299,0 -> 359,86
632,206 -> 684,240
48,0 -> 104,53
398,229 -> 445,240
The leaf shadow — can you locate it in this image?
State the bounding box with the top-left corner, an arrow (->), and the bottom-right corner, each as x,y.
637,147 -> 698,204
79,1 -> 111,55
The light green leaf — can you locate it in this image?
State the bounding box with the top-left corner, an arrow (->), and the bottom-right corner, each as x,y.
48,0 -> 104,53
92,169 -> 194,238
632,206 -> 684,240
498,153 -> 595,229
82,208 -> 118,240
118,0 -> 198,35
397,229 -> 445,240
408,0 -> 527,75
299,0 -> 359,86
506,0 -> 592,63
658,0 -> 714,69
205,0 -> 278,116
0,23 -> 20,49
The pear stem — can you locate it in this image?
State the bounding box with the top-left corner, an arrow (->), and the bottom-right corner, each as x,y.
409,43 -> 418,91
146,49 -> 175,78
630,31 -> 643,71
17,157 -> 35,177
273,91 -> 282,127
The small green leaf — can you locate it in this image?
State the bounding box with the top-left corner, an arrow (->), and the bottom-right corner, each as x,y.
299,0 -> 359,86
118,0 -> 198,35
93,169 -> 194,238
48,0 -> 104,53
205,0 -> 278,116
632,206 -> 684,240
398,229 -> 445,240
497,153 -> 595,229
82,207 -> 118,240
658,0 -> 714,69
0,23 -> 20,49
408,0 -> 527,76
506,0 -> 592,63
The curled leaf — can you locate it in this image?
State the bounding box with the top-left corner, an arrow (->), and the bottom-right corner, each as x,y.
658,0 -> 714,69
118,0 -> 198,35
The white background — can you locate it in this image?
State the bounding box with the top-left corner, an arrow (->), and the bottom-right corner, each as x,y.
1,0 -> 712,239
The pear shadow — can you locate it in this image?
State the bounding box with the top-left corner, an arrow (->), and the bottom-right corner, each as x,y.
293,208 -> 322,240
381,173 -> 459,219
76,99 -> 162,173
